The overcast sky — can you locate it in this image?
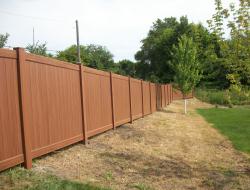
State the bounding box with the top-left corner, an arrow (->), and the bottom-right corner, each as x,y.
0,0 -> 235,61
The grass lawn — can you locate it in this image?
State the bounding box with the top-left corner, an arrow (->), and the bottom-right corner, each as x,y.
197,107 -> 250,154
0,167 -> 110,190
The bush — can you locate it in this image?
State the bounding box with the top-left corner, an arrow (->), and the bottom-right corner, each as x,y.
195,88 -> 250,106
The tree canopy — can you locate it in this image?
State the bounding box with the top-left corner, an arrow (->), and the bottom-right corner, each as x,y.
26,41 -> 53,57
134,16 -> 222,86
0,33 -> 9,48
170,35 -> 202,95
57,44 -> 116,72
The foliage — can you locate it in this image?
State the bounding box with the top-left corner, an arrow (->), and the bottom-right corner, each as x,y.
26,41 -> 53,57
195,87 -> 250,105
116,59 -> 136,77
170,35 -> 201,96
197,107 -> 250,153
135,16 -> 219,85
0,167 -> 110,190
57,44 -> 116,72
0,33 -> 9,48
207,0 -> 250,87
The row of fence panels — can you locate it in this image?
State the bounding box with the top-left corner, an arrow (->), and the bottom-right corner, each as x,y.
0,48 -> 173,172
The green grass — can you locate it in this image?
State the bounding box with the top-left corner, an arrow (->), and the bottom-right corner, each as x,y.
197,107 -> 250,154
0,167 -> 110,190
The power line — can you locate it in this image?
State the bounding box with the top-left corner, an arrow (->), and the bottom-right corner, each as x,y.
0,9 -> 72,23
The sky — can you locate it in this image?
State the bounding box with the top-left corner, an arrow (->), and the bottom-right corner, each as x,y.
0,0 -> 236,61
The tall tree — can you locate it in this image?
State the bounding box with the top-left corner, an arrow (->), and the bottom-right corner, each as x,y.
170,35 -> 202,114
135,16 -> 219,85
208,0 -> 250,87
0,33 -> 9,48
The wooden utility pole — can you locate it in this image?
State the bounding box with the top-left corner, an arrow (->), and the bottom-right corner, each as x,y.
32,27 -> 35,46
76,20 -> 81,64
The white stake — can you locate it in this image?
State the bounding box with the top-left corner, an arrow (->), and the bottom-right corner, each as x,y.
184,99 -> 187,114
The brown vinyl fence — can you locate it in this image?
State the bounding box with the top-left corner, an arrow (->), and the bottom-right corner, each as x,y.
0,48 -> 177,172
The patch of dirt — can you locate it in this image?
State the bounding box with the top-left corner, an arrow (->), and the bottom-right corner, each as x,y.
33,98 -> 250,190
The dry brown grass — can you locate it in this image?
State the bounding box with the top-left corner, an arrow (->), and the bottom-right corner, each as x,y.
32,98 -> 250,190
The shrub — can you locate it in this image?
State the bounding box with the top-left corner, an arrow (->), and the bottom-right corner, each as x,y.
195,88 -> 250,106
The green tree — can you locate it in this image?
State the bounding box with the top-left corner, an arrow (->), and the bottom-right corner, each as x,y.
135,16 -> 219,85
170,35 -> 202,114
26,41 -> 52,57
0,33 -> 9,48
57,44 -> 116,71
208,0 -> 250,87
116,59 -> 136,77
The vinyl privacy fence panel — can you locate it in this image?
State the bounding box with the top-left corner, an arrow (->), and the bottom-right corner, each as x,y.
142,81 -> 151,115
112,73 -> 131,127
150,83 -> 157,112
0,49 -> 24,171
82,67 -> 113,137
23,53 -> 84,160
165,85 -> 169,105
161,85 -> 166,107
0,48 -> 175,172
130,78 -> 143,120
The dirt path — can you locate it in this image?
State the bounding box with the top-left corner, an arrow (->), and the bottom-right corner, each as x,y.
33,99 -> 250,190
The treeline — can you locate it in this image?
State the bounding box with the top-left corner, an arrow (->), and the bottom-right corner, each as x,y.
1,0 -> 249,90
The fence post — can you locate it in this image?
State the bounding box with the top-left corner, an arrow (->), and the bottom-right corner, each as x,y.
170,85 -> 172,103
165,85 -> 167,106
15,47 -> 32,169
110,72 -> 115,129
171,85 -> 173,103
149,82 -> 152,114
168,86 -> 170,103
80,65 -> 88,144
141,80 -> 144,117
166,85 -> 168,105
128,77 -> 133,123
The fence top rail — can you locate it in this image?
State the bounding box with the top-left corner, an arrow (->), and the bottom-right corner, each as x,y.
82,66 -> 110,77
130,78 -> 142,83
112,73 -> 129,81
0,48 -> 17,59
0,48 -> 172,86
25,53 -> 79,71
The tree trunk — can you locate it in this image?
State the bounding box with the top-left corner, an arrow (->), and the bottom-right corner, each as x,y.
184,99 -> 187,114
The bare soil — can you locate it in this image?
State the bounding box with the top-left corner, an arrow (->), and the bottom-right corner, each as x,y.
33,98 -> 250,190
